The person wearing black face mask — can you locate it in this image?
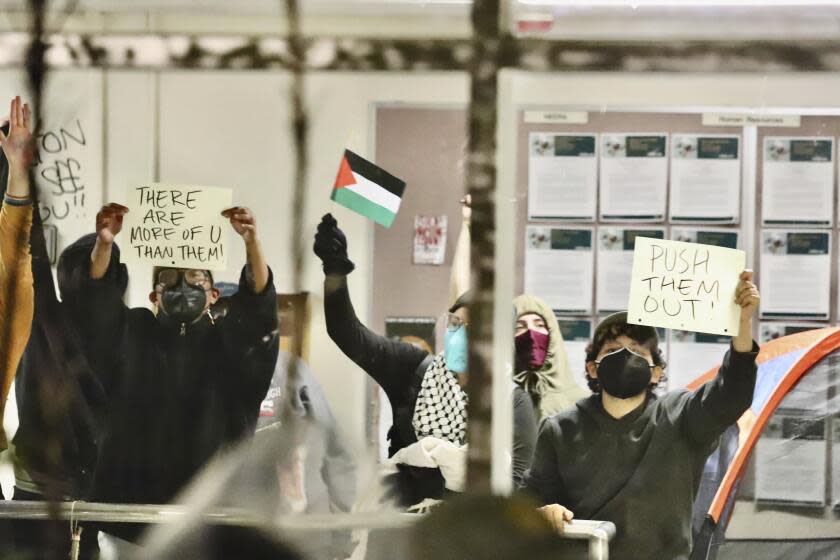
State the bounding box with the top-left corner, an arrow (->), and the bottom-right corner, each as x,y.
50,202 -> 278,546
152,267 -> 217,333
521,271 -> 761,560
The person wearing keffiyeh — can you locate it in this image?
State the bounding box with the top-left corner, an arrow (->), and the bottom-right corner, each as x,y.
313,213 -> 539,510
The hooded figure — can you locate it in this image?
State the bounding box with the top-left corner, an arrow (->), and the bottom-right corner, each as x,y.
512,294 -> 588,420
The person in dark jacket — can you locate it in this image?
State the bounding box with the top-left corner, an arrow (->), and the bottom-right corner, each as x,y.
55,202 -> 278,544
521,270 -> 761,560
4,105 -> 108,559
313,214 -> 537,508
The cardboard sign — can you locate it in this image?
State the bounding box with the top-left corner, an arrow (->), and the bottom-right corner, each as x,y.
122,183 -> 232,270
627,237 -> 745,336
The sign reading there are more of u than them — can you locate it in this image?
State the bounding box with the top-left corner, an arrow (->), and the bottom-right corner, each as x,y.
122,183 -> 233,270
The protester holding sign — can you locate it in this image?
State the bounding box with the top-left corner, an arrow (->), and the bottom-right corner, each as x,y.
54,201 -> 277,544
521,270 -> 760,560
0,97 -> 34,478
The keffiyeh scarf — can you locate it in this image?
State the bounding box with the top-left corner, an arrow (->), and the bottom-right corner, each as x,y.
411,353 -> 468,446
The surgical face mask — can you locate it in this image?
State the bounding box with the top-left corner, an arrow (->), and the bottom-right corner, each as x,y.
594,347 -> 654,399
515,329 -> 549,370
158,278 -> 208,326
444,325 -> 468,374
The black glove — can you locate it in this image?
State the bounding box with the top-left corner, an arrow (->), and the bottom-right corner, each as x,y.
314,213 -> 355,276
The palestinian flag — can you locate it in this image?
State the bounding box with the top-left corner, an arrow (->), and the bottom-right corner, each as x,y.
331,149 -> 406,228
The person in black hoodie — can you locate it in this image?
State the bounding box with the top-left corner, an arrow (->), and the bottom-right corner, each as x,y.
521,271 -> 760,560
55,202 -> 278,544
313,214 -> 537,509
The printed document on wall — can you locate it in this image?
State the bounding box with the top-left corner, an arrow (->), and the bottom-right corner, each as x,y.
671,227 -> 739,251
670,134 -> 741,223
555,317 -> 593,393
527,133 -> 597,221
759,322 -> 823,344
525,227 -> 593,314
599,133 -> 668,222
762,137 -> 834,227
667,331 -> 730,390
596,227 -> 665,313
760,230 -> 831,320
755,413 -> 827,506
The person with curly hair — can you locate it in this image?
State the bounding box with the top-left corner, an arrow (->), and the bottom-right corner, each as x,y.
521,271 -> 761,560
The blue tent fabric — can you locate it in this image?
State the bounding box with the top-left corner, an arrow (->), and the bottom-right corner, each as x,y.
749,349 -> 806,413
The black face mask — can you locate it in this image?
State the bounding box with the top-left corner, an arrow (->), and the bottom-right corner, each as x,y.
595,347 -> 654,399
159,280 -> 208,326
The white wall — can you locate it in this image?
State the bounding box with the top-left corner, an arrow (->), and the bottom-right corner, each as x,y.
94,70 -> 470,458
143,70 -> 470,453
1,69 -> 470,479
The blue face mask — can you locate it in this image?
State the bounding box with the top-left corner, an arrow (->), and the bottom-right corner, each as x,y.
444,326 -> 468,374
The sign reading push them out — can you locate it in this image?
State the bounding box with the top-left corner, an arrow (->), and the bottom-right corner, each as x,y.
122,183 -> 233,270
627,237 -> 745,337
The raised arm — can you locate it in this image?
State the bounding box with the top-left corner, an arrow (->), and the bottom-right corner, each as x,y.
221,207 -> 278,407
1,96 -> 33,202
222,206 -> 268,294
681,270 -> 760,446
91,202 -> 128,279
314,214 -> 427,399
0,96 -> 35,447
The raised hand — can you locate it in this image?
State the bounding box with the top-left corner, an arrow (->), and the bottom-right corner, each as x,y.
95,203 -> 129,245
222,206 -> 258,244
313,213 -> 355,276
0,96 -> 34,170
735,269 -> 760,322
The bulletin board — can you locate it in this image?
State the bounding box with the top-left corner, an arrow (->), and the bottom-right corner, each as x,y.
517,108 -> 840,389
516,109 -> 745,388
754,116 -> 840,327
369,104 -> 840,395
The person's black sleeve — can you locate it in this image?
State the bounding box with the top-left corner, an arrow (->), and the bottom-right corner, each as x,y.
324,276 -> 428,401
57,236 -> 129,389
519,418 -> 566,506
223,266 -> 280,411
679,341 -> 758,447
512,386 -> 538,488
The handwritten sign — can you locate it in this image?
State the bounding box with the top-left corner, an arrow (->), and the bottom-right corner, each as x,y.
122,184 -> 232,270
2,73 -> 105,257
627,237 -> 745,336
33,118 -> 90,224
